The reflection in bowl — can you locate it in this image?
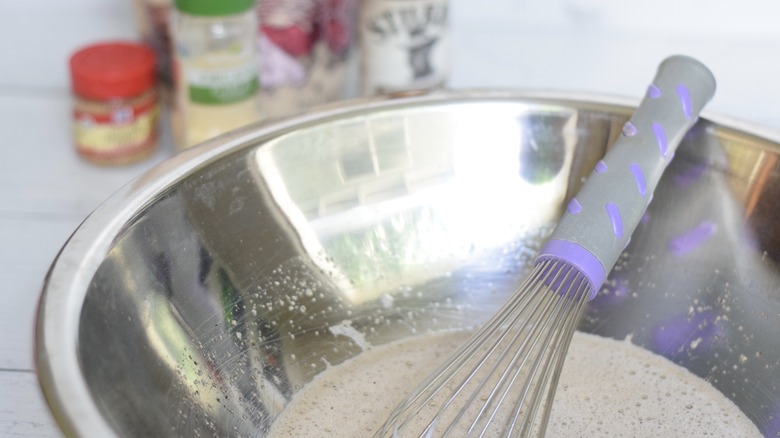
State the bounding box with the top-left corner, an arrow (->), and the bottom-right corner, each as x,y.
36,92 -> 780,436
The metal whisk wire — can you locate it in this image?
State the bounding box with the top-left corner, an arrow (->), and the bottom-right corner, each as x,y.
461,260 -> 590,437
377,55 -> 716,438
513,262 -> 590,437
377,260 -> 590,437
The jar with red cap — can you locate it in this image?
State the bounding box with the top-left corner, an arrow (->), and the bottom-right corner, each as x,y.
69,41 -> 160,165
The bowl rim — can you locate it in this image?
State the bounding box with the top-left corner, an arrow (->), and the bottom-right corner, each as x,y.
33,89 -> 780,437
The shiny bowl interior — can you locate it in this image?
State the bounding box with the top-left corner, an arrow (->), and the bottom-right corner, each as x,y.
36,91 -> 780,436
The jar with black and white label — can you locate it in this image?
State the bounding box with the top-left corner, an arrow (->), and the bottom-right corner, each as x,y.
359,0 -> 450,96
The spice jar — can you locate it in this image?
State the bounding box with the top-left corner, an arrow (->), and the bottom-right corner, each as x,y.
69,42 -> 160,165
359,0 -> 450,96
171,0 -> 261,149
131,0 -> 174,99
256,0 -> 359,119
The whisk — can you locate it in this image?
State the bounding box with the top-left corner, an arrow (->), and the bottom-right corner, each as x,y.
376,55 -> 717,437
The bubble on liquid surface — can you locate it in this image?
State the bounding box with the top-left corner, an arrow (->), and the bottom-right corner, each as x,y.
380,294 -> 394,309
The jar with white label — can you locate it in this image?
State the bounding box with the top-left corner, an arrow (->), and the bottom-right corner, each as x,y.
171,0 -> 261,149
359,0 -> 450,96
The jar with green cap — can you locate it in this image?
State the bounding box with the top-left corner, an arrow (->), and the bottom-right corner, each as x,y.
171,0 -> 261,149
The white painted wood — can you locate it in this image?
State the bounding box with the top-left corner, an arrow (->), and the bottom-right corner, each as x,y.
0,371 -> 61,437
0,95 -> 175,216
0,0 -> 136,92
0,216 -> 83,370
450,0 -> 780,38
448,6 -> 780,127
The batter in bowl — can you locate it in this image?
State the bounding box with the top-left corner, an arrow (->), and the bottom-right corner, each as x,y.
269,330 -> 761,436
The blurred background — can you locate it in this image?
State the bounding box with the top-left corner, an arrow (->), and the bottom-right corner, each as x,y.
2,0 -> 780,435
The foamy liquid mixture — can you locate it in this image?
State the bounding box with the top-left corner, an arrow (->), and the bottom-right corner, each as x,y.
270,331 -> 760,437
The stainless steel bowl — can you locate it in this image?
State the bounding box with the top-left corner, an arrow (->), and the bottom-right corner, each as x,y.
36,91 -> 780,437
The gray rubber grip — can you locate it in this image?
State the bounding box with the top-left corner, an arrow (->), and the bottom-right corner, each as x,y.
536,55 -> 716,296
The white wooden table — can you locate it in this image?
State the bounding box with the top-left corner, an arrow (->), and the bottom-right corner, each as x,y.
3,0 -> 780,436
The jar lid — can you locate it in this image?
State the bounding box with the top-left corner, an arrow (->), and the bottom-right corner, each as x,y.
175,0 -> 254,16
70,42 -> 156,100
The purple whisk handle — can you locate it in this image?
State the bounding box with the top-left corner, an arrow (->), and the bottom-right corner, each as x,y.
536,239 -> 605,300
535,55 -> 716,298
